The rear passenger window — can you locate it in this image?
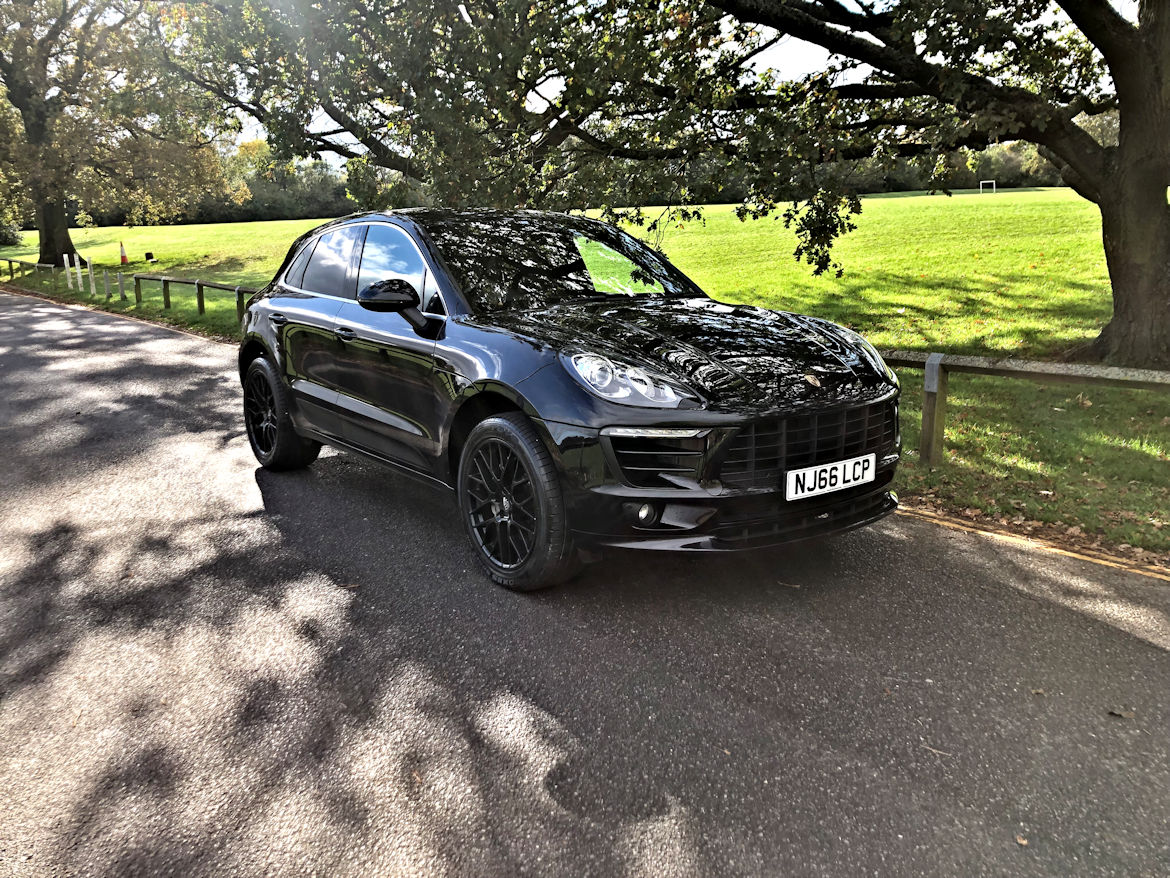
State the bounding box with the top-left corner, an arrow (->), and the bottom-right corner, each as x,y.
301,227 -> 361,297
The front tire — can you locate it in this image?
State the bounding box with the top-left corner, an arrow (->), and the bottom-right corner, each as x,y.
458,413 -> 579,591
243,356 -> 321,470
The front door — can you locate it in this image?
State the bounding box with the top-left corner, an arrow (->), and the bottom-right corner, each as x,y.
332,222 -> 442,470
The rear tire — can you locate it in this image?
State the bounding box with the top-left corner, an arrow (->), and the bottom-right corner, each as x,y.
243,356 -> 321,470
457,413 -> 580,591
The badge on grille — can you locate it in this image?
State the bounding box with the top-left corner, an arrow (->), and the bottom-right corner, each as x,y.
804,373 -> 822,388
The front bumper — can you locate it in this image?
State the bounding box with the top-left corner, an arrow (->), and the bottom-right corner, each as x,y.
564,457 -> 899,552
537,393 -> 902,552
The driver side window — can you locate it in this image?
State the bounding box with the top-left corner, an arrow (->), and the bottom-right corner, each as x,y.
358,224 -> 439,311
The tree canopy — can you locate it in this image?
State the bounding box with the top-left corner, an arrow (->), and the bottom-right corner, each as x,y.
0,1 -> 234,263
171,0 -> 1168,365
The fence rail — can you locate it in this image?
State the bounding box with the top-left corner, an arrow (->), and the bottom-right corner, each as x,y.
3,258 -> 258,320
882,350 -> 1170,465
5,255 -> 1168,468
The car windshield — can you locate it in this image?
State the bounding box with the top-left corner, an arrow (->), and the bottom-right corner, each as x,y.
414,211 -> 706,313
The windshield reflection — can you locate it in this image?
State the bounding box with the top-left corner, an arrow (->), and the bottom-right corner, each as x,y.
412,210 -> 706,314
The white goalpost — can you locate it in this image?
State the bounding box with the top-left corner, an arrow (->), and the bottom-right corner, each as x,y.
979,179 -> 997,194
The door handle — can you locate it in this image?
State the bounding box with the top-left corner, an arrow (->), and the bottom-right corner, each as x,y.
268,313 -> 289,326
334,326 -> 357,341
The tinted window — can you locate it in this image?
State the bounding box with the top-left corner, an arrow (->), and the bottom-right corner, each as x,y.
284,238 -> 316,288
357,224 -> 427,294
416,211 -> 702,313
301,228 -> 360,297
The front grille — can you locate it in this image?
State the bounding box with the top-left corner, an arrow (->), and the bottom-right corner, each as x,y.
610,435 -> 705,488
719,400 -> 897,490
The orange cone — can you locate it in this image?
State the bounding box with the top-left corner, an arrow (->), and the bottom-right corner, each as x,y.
120,241 -> 128,265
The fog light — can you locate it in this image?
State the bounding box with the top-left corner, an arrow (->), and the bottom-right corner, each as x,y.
637,503 -> 661,525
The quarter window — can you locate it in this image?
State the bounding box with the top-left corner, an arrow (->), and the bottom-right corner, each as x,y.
301,227 -> 361,297
284,239 -> 316,288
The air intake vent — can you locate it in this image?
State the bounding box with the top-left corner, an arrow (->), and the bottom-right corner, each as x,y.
610,435 -> 706,488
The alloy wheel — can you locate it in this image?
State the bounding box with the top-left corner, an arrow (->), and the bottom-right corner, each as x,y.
244,369 -> 278,457
464,438 -> 539,569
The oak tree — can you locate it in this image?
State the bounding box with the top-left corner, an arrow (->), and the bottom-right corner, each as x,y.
0,1 -> 232,265
177,0 -> 1166,365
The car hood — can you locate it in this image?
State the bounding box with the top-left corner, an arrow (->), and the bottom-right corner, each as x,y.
487,297 -> 895,410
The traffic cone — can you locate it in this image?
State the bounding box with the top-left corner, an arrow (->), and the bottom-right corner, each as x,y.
120,241 -> 128,265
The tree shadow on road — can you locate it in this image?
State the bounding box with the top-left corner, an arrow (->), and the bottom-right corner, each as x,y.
2,293 -> 1169,877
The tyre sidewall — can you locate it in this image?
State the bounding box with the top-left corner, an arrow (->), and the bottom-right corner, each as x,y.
457,415 -> 571,590
243,356 -> 318,470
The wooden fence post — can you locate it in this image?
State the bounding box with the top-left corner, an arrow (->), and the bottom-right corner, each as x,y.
196,280 -> 205,315
235,286 -> 245,322
162,278 -> 171,309
64,257 -> 73,290
103,269 -> 111,301
134,275 -> 142,305
52,266 -> 59,293
920,353 -> 949,467
6,259 -> 12,280
73,254 -> 84,291
117,273 -> 126,302
87,262 -> 97,298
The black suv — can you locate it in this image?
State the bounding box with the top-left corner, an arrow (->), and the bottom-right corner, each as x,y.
240,210 -> 900,589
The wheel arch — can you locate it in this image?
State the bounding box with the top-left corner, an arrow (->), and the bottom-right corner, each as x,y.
444,388 -> 525,483
238,335 -> 274,380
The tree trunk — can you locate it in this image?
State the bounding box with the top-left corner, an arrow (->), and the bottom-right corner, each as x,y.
36,200 -> 79,267
1093,192 -> 1170,368
1088,20 -> 1170,371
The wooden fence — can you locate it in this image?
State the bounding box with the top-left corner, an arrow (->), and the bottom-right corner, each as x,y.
5,255 -> 1168,467
3,257 -> 257,321
883,350 -> 1170,466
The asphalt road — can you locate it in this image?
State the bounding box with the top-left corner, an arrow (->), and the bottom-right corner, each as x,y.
1,289 -> 1168,878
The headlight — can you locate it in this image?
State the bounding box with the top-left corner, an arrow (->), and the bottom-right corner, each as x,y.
566,353 -> 697,408
837,327 -> 897,384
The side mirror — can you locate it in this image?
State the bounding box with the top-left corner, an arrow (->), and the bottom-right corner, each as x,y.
357,278 -> 428,331
358,277 -> 420,312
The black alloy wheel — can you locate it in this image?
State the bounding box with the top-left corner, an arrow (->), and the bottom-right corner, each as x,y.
465,438 -> 539,569
244,368 -> 278,457
243,357 -> 321,470
457,413 -> 580,590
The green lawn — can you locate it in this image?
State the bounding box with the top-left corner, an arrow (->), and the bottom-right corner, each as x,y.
2,189 -> 1166,560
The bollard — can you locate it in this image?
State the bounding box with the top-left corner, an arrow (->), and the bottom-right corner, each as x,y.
235,286 -> 245,322
104,269 -> 111,302
162,278 -> 171,309
919,353 -> 949,467
134,275 -> 142,305
73,254 -> 84,291
53,266 -> 59,294
117,272 -> 126,302
87,261 -> 97,298
196,281 -> 205,315
64,256 -> 74,290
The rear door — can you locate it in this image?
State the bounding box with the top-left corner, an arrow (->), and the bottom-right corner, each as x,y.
332,222 -> 443,470
270,225 -> 362,440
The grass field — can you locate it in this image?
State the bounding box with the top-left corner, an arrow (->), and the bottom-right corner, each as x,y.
2,188 -> 1166,561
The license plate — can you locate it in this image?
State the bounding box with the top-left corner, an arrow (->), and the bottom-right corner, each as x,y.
785,453 -> 876,501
